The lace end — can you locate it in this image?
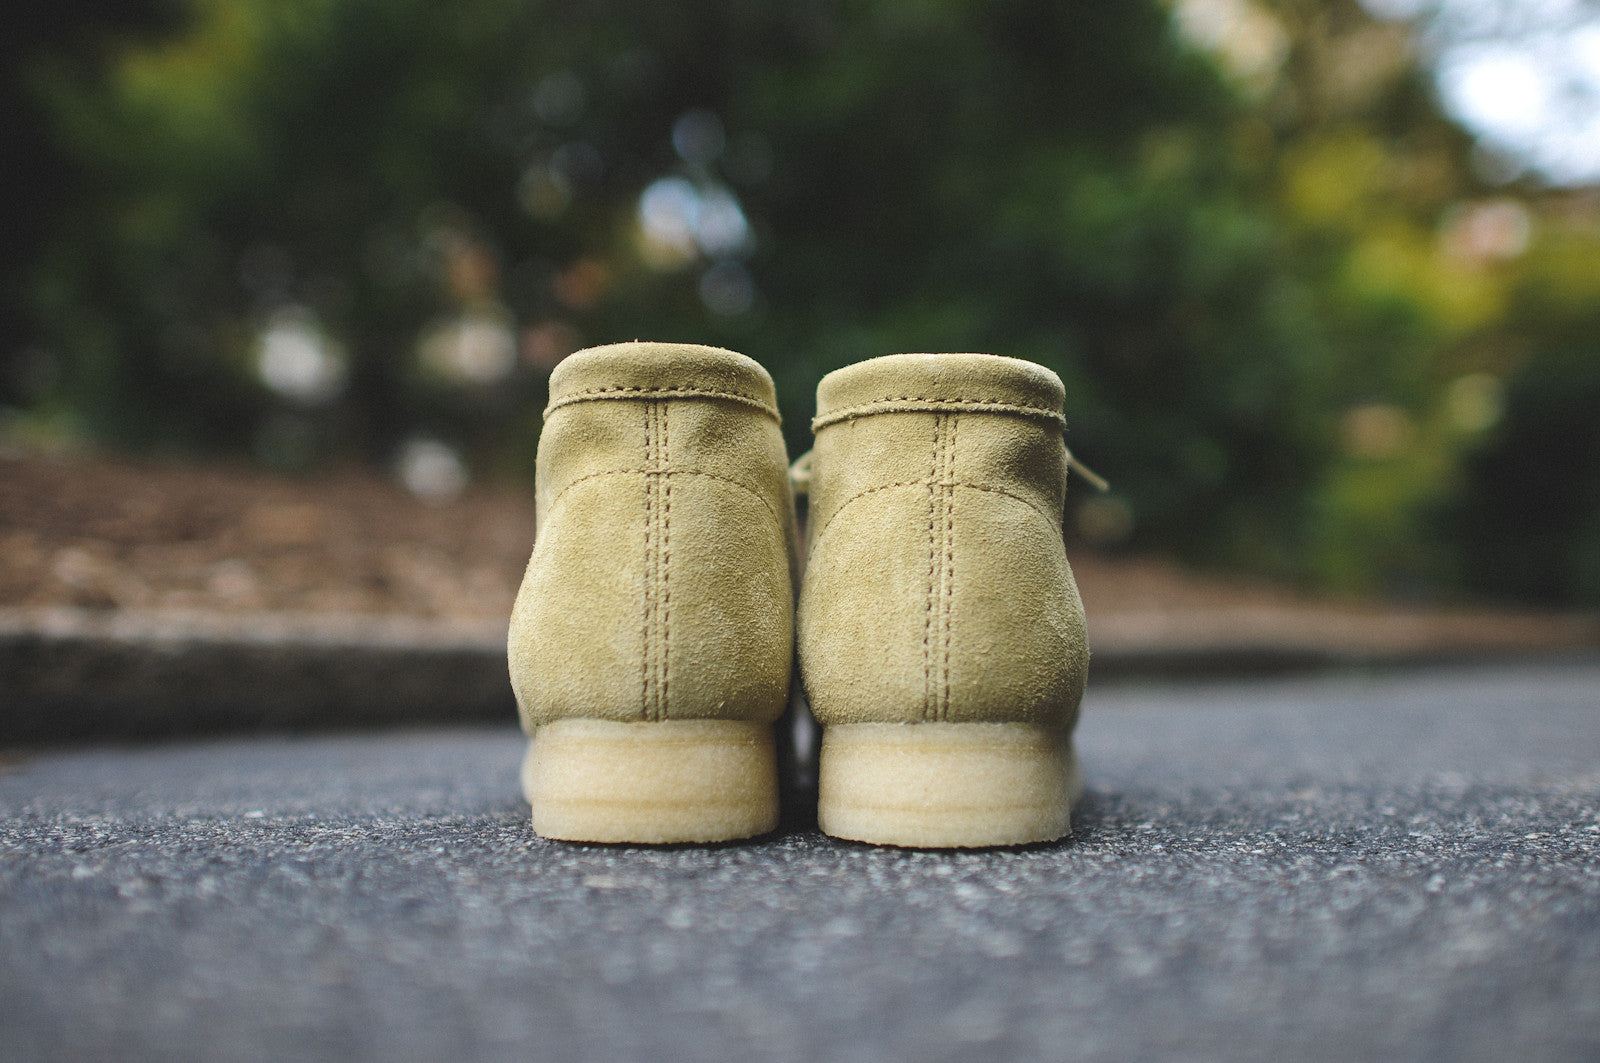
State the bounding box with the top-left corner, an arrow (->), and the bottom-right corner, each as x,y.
1065,450 -> 1109,492
789,449 -> 814,497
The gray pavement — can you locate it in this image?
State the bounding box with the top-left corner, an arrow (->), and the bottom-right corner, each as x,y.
3,662 -> 1599,1062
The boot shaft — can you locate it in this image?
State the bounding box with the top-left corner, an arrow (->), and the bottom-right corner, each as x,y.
510,343 -> 796,730
799,353 -> 1089,730
806,353 -> 1072,547
535,343 -> 794,542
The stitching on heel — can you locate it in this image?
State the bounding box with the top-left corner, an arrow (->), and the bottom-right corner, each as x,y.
923,415 -> 942,723
805,480 -> 1058,563
661,402 -> 671,721
941,414 -> 958,721
641,401 -> 656,722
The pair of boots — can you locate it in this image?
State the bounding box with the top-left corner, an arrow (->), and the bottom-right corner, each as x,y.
508,342 -> 1090,848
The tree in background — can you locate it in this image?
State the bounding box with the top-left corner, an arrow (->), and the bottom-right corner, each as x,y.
1244,0 -> 1600,604
1444,206 -> 1600,606
11,0 -> 1600,604
1,0 -> 176,427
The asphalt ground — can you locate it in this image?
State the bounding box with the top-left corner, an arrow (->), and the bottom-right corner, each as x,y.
3,662 -> 1598,1062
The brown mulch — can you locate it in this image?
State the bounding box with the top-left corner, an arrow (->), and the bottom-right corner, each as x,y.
2,451 -> 1595,659
0,453 -> 536,621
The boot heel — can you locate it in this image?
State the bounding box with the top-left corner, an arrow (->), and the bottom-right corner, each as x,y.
817,723 -> 1081,848
522,719 -> 779,843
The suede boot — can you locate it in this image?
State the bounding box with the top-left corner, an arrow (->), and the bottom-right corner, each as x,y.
508,342 -> 797,843
797,353 -> 1090,847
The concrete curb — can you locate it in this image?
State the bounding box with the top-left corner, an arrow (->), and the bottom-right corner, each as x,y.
3,605 -> 1597,744
1087,605 -> 1600,675
0,608 -> 514,744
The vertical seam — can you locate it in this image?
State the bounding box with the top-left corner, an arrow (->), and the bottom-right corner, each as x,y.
660,401 -> 671,722
942,413 -> 958,721
642,401 -> 655,721
923,413 -> 943,723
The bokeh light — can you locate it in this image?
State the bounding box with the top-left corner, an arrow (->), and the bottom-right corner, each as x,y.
256,310 -> 346,406
396,438 -> 469,502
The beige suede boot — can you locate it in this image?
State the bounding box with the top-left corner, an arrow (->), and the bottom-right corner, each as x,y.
508,342 -> 796,843
798,353 -> 1090,847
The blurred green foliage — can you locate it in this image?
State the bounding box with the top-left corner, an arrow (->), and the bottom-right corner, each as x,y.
9,0 -> 1600,605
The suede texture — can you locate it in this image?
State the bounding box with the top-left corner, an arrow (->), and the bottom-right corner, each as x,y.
798,353 -> 1089,729
508,342 -> 796,729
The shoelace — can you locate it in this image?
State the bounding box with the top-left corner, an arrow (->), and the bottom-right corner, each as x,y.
1065,449 -> 1110,492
